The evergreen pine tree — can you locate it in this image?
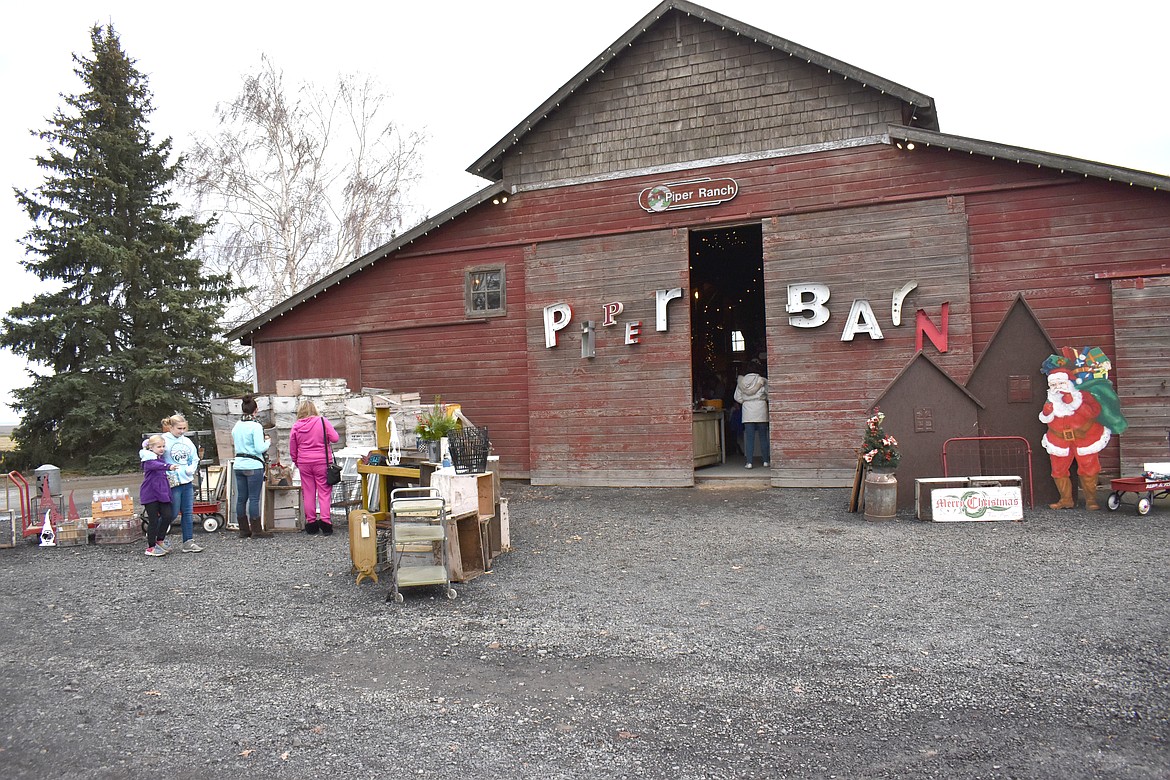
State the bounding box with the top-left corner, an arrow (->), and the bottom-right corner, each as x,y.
3,25 -> 245,471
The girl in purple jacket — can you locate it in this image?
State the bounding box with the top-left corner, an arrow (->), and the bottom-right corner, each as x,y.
140,435 -> 178,556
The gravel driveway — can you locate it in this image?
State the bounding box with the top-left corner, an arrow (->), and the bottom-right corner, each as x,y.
1,481 -> 1167,779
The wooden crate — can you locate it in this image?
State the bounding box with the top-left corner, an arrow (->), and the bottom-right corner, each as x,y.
0,510 -> 17,549
265,485 -> 302,532
430,472 -> 495,520
91,496 -> 135,520
914,478 -> 969,521
55,519 -> 89,547
94,514 -> 141,544
447,511 -> 487,582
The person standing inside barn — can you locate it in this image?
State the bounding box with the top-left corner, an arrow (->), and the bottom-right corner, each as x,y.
162,413 -> 203,552
735,363 -> 771,469
288,399 -> 340,535
232,394 -> 272,539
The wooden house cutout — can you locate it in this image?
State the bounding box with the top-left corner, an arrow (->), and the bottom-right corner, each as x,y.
964,295 -> 1060,506
872,352 -> 984,509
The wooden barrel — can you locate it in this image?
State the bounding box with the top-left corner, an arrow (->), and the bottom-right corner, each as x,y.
864,472 -> 898,520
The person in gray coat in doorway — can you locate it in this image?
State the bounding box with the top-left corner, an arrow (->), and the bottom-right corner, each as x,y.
735,364 -> 770,469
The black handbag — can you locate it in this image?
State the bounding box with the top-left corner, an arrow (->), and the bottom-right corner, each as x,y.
323,417 -> 342,486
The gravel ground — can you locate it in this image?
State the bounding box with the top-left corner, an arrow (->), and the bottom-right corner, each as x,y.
1,481 -> 1168,780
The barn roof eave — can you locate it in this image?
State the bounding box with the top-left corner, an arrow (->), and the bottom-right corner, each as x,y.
225,181 -> 508,345
887,125 -> 1170,192
468,0 -> 938,181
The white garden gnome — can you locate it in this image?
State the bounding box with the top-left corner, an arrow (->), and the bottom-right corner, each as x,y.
38,510 -> 56,547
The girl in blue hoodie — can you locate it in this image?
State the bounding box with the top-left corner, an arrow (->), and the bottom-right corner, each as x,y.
162,413 -> 203,553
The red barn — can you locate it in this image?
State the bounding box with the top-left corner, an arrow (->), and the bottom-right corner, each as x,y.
227,0 -> 1170,489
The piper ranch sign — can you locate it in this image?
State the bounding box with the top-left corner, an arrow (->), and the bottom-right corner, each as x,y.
638,177 -> 739,212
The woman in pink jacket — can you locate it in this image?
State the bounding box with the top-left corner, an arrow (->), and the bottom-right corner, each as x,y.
288,400 -> 340,535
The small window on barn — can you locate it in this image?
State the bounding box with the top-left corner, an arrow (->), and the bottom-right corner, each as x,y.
1007,375 -> 1032,404
466,267 -> 505,318
731,330 -> 745,352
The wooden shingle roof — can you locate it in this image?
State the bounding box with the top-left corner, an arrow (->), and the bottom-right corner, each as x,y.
467,0 -> 939,180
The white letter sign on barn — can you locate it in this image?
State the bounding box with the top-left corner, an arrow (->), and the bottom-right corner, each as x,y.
639,178 -> 738,213
543,288 -> 682,351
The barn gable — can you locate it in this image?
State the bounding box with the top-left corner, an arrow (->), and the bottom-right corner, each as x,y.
472,0 -> 936,190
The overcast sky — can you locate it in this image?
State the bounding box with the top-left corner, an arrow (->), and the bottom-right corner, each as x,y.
2,0 -> 1168,424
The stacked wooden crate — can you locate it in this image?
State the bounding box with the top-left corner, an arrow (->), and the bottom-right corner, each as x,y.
210,378 -> 350,466
265,485 -> 302,532
92,493 -> 140,544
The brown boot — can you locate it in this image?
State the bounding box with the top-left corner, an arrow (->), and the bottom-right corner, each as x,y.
1049,476 -> 1075,509
250,516 -> 274,538
1079,474 -> 1100,511
238,515 -> 252,539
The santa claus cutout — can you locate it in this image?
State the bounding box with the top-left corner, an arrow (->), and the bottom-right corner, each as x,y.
1039,348 -> 1127,510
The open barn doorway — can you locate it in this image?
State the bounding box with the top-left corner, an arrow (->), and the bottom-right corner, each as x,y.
689,224 -> 766,474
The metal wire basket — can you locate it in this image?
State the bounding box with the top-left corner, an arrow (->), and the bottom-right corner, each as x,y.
448,427 -> 490,474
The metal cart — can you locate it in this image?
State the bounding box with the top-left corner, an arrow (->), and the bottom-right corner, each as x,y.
385,487 -> 456,604
1106,476 -> 1170,515
140,461 -> 228,534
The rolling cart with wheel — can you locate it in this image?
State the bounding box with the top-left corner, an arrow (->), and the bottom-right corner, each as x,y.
140,462 -> 227,534
1107,476 -> 1170,516
386,487 -> 457,604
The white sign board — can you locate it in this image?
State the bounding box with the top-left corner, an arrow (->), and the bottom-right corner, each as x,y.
930,486 -> 1023,522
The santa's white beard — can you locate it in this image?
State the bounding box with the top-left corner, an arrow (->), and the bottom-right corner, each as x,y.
1047,389 -> 1082,418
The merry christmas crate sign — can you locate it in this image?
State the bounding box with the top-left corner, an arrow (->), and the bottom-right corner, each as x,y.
929,484 -> 1024,522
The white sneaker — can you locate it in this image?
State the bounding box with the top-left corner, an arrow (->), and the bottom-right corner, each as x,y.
744,463 -> 752,469
762,461 -> 769,467
181,539 -> 203,553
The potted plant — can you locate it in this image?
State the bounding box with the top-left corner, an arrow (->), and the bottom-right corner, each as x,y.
860,408 -> 900,473
414,396 -> 460,463
860,407 -> 900,520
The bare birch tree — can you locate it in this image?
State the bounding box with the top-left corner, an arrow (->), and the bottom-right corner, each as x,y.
183,56 -> 423,321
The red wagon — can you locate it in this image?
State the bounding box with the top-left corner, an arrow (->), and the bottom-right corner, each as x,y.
1107,476 -> 1170,515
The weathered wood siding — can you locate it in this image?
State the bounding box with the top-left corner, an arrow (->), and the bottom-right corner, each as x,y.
763,198 -> 973,487
253,244 -> 531,475
504,11 -> 906,188
1111,276 -> 1170,476
963,178 -> 1170,476
964,181 -> 1170,356
254,335 -> 361,395
249,141 -> 1170,485
526,229 -> 691,486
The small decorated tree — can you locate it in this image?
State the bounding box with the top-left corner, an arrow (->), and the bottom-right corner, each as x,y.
414,396 -> 460,441
860,408 -> 900,470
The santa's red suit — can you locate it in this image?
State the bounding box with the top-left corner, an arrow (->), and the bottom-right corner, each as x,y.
1039,368 -> 1111,510
1039,383 -> 1110,478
